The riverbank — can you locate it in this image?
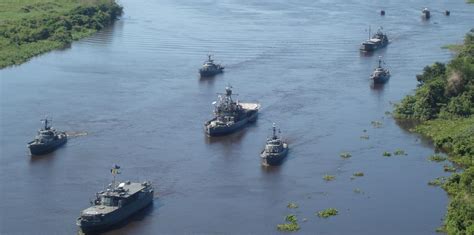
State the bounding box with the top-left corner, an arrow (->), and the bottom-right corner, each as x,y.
394,30 -> 473,234
0,0 -> 122,69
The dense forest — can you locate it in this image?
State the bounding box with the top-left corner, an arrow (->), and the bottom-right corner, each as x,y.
394,30 -> 474,235
0,0 -> 122,68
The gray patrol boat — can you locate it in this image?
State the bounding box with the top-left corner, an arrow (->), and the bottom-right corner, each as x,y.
360,27 -> 389,52
199,55 -> 224,77
205,86 -> 260,136
77,166 -> 154,233
27,118 -> 67,155
261,123 -> 289,166
370,56 -> 391,84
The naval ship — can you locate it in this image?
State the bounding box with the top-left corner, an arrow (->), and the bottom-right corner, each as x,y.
370,56 -> 391,84
27,118 -> 67,155
77,166 -> 154,233
199,55 -> 224,77
261,123 -> 289,166
360,27 -> 389,52
205,86 -> 260,136
422,8 -> 431,19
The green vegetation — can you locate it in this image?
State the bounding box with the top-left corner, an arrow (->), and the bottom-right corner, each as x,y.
383,151 -> 392,157
428,177 -> 447,187
287,202 -> 298,209
0,0 -> 123,68
317,208 -> 338,218
340,152 -> 352,158
277,214 -> 300,232
444,165 -> 457,173
353,172 -> 364,177
394,30 -> 474,234
393,149 -> 407,156
323,174 -> 335,181
429,154 -> 447,162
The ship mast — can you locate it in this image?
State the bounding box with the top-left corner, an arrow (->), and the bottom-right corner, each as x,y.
272,123 -> 277,139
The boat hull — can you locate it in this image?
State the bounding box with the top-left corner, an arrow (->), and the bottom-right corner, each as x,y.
261,147 -> 289,166
371,74 -> 390,84
28,135 -> 67,155
360,40 -> 389,52
205,110 -> 258,136
199,68 -> 224,77
77,191 -> 154,233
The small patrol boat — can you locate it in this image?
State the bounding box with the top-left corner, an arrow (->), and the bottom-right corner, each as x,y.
360,27 -> 389,52
27,118 -> 67,155
199,55 -> 224,77
261,123 -> 289,166
370,56 -> 391,84
77,165 -> 154,233
205,86 -> 260,136
422,8 -> 431,19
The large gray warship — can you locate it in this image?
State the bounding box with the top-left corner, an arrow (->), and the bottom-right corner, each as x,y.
261,123 -> 289,166
27,118 -> 67,155
370,56 -> 391,84
77,166 -> 154,233
204,86 -> 260,136
360,27 -> 389,52
199,55 -> 224,77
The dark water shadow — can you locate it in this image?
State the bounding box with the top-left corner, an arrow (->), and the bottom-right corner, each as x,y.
204,128 -> 249,145
79,202 -> 157,235
394,118 -> 436,148
29,150 -> 58,163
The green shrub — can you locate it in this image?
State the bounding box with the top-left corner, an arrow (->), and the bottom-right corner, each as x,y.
317,208 -> 338,218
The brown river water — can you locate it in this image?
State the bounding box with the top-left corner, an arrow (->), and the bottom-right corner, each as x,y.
1,0 -> 473,234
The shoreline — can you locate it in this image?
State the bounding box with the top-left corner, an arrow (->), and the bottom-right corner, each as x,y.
0,0 -> 122,69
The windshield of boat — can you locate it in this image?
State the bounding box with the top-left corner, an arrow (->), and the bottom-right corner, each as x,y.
101,196 -> 119,206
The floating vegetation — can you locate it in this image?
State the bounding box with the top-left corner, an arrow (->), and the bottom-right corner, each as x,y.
443,165 -> 456,172
277,214 -> 300,232
360,135 -> 370,139
340,152 -> 352,158
323,174 -> 335,181
371,121 -> 383,128
393,149 -> 407,156
383,151 -> 392,157
353,188 -> 363,194
287,202 -> 298,209
428,177 -> 447,186
353,172 -> 364,177
429,154 -> 447,162
317,208 -> 339,218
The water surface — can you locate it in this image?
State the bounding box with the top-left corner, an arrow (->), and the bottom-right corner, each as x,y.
1,0 -> 473,234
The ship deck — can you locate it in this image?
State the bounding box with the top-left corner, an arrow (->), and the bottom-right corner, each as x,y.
240,103 -> 260,110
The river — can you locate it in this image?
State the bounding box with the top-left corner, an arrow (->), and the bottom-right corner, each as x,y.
1,0 -> 473,234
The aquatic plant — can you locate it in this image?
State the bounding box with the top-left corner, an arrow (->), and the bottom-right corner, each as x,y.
383,151 -> 392,157
443,165 -> 457,172
429,154 -> 447,162
428,177 -> 447,186
340,152 -> 352,158
323,175 -> 335,181
276,214 -> 300,232
317,208 -> 339,218
353,172 -> 364,177
287,202 -> 298,209
393,149 -> 407,156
